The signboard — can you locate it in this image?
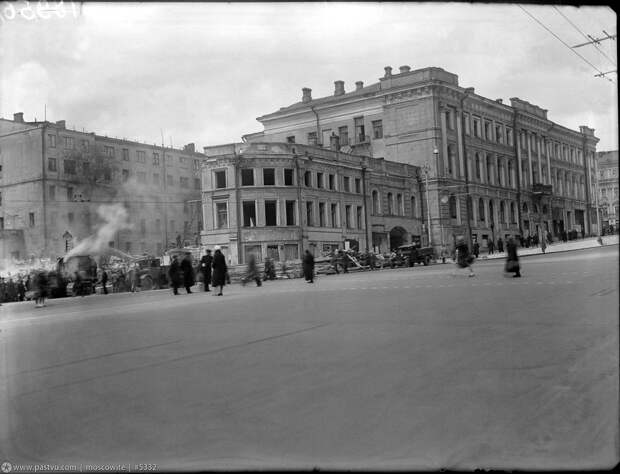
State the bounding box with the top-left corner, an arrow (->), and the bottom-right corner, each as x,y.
532,183 -> 553,195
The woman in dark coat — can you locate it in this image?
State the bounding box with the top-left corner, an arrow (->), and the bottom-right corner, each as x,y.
168,255 -> 181,295
303,250 -> 315,283
211,247 -> 227,296
180,253 -> 195,294
505,237 -> 521,277
455,236 -> 475,277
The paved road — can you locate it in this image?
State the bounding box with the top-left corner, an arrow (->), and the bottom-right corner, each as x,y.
1,246 -> 618,470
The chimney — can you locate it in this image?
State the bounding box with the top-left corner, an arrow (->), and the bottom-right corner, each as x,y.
399,65 -> 411,74
355,81 -> 364,91
56,120 -> 66,129
496,98 -> 503,104
302,87 -> 312,103
329,132 -> 340,151
334,80 -> 345,96
184,143 -> 195,153
13,112 -> 24,123
384,66 -> 393,78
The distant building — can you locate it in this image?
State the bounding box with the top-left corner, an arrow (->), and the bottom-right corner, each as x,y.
596,150 -> 619,230
0,113 -> 205,260
246,65 -> 600,249
201,142 -> 423,265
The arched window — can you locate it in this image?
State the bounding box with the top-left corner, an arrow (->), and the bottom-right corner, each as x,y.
397,194 -> 403,216
449,195 -> 457,219
466,196 -> 473,222
523,202 -> 528,213
489,200 -> 495,223
411,196 -> 416,218
387,192 -> 393,215
478,198 -> 485,221
447,145 -> 455,175
475,153 -> 481,180
486,155 -> 492,184
500,201 -> 506,223
372,190 -> 380,214
510,202 -> 516,223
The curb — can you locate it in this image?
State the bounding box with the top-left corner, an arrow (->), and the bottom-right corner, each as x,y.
479,240 -> 618,261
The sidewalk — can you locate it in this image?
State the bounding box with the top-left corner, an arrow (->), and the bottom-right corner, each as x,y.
479,235 -> 619,260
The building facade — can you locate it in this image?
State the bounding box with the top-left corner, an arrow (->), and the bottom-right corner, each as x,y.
0,113 -> 205,260
596,150 -> 619,230
247,65 -> 599,251
201,141 -> 423,265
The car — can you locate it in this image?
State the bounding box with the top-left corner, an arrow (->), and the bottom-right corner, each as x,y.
397,244 -> 435,266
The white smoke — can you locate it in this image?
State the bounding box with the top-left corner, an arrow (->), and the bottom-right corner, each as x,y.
65,203 -> 132,258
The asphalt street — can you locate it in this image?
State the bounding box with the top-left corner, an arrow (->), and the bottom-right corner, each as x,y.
1,246 -> 618,471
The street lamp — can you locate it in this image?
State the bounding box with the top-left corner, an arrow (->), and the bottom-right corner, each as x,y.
422,161 -> 432,247
460,87 -> 475,250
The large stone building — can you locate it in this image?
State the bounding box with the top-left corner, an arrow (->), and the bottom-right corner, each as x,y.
246,65 -> 600,250
201,141 -> 423,265
0,113 -> 205,260
596,150 -> 619,230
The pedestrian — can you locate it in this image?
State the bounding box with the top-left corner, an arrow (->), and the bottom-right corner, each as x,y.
330,251 -> 339,274
303,249 -> 315,283
497,237 -> 504,253
454,236 -> 475,277
199,249 -> 213,292
17,279 -> 26,302
35,270 -> 49,307
526,235 -> 531,248
264,257 -> 276,280
541,236 -> 547,254
101,269 -> 109,294
130,264 -> 139,292
180,252 -> 195,294
211,246 -> 227,296
487,239 -> 495,255
473,241 -> 480,259
337,249 -> 348,273
244,254 -> 262,286
168,255 -> 181,295
505,236 -> 521,277
547,231 -> 553,245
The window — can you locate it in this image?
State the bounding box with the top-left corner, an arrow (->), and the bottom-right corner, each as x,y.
479,199 -> 485,221
0,192 -> 2,206
411,196 -> 416,217
193,159 -> 200,171
0,217 -> 4,229
241,169 -> 254,186
214,170 -> 227,189
63,136 -> 74,149
506,128 -> 513,146
194,178 -> 201,190
104,168 -> 111,182
356,206 -> 363,228
180,177 -> 189,189
523,202 -> 528,213
265,200 -> 277,226
122,169 -> 130,182
397,194 -> 403,215
319,202 -> 326,227
123,149 -> 130,161
447,145 -> 454,175
137,171 -> 147,184
179,156 -> 188,166
486,156 -> 492,184
387,193 -> 393,214
507,161 -> 513,187
317,172 -> 324,189
329,174 -> 335,190
338,126 -> 349,146
29,212 -> 35,227
136,151 -> 146,163
153,173 -> 160,186
354,116 -> 365,143
484,121 -> 491,141
263,168 -> 275,186
64,159 -> 76,175
473,118 -> 481,138
48,157 -> 57,172
306,201 -> 314,226
343,176 -> 351,192
475,154 -> 481,180
500,202 -> 506,223
216,202 -> 228,229
372,190 -> 380,214
345,205 -> 352,228
307,131 -> 318,146
47,134 -> 56,147
495,125 -> 502,144
446,109 -> 455,130
243,201 -> 256,227
510,202 -> 516,223
304,171 -> 312,187
285,200 -> 296,225
286,136 -> 296,143
464,113 -> 471,135
104,146 -> 115,157
331,203 -> 338,227
284,169 -> 294,186
355,178 -> 361,194
152,153 -> 160,166
167,174 -> 174,186
372,120 -> 383,139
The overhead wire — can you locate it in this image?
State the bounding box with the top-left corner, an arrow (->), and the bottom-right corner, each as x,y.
517,4 -> 615,83
552,5 -> 617,68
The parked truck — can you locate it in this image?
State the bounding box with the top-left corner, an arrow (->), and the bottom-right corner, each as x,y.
397,243 -> 436,266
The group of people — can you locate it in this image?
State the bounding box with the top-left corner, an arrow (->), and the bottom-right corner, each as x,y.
454,235 -> 521,278
168,247 -> 229,296
0,270 -> 51,307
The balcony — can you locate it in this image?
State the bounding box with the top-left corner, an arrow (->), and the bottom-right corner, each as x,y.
531,183 -> 553,195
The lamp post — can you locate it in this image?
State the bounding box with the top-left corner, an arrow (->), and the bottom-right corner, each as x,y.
422,161 -> 432,247
460,87 -> 475,250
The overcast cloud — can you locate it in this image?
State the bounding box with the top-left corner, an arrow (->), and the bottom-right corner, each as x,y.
1,2 -> 617,151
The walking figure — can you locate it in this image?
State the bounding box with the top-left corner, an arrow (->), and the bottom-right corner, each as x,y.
243,254 -> 262,287
303,250 -> 315,283
454,236 -> 475,277
200,249 -> 213,292
497,237 -> 504,253
505,237 -> 521,277
35,270 -> 48,307
212,246 -> 227,296
487,239 -> 495,255
101,269 -> 109,294
181,252 -> 195,294
168,255 -> 181,295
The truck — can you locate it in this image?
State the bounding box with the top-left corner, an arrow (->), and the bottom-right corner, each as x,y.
57,255 -> 98,295
397,243 -> 436,266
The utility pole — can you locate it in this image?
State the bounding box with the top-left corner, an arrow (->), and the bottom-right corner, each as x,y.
459,87 -> 475,250
572,31 -> 616,48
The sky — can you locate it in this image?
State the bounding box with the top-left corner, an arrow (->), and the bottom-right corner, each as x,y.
1,2 -> 617,151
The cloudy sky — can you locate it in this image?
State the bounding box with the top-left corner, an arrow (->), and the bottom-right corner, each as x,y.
1,2 -> 617,151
